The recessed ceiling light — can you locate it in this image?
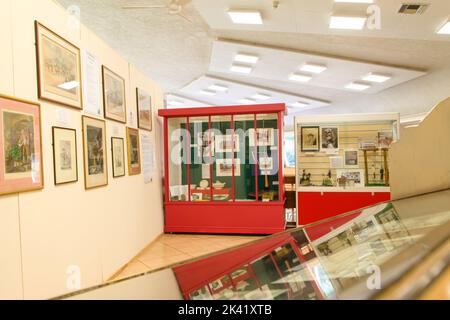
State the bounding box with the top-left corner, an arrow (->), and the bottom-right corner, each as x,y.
252,93 -> 271,100
330,16 -> 367,30
362,73 -> 391,83
300,63 -> 327,74
230,64 -> 253,74
289,73 -> 313,83
235,53 -> 259,64
238,98 -> 256,104
289,101 -> 310,108
437,21 -> 450,34
334,0 -> 373,3
345,82 -> 371,91
199,90 -> 217,96
228,10 -> 263,25
209,84 -> 229,92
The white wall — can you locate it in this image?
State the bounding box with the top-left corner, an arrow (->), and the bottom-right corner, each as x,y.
0,0 -> 165,299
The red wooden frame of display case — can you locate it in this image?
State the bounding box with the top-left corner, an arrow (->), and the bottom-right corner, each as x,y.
158,103 -> 286,235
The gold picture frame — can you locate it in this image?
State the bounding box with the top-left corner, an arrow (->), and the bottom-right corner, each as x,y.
102,66 -> 127,123
126,127 -> 141,175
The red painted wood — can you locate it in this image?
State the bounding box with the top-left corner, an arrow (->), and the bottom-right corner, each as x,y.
297,191 -> 390,225
159,103 -> 286,118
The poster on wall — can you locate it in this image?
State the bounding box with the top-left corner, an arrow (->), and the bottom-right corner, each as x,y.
0,95 -> 44,196
141,132 -> 154,184
82,50 -> 102,116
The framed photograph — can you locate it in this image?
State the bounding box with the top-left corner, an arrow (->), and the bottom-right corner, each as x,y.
197,132 -> 215,158
215,134 -> 240,153
301,126 -> 320,152
344,149 -> 359,168
102,66 -> 126,123
35,21 -> 83,109
249,128 -> 274,147
111,137 -> 125,178
126,127 -> 141,175
321,127 -> 339,151
0,95 -> 43,196
216,158 -> 241,177
52,127 -> 78,185
336,169 -> 365,188
378,131 -> 394,149
82,116 -> 108,189
136,88 -> 152,131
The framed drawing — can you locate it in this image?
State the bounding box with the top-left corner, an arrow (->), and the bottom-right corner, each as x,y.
0,95 -> 44,196
127,127 -> 141,175
52,127 -> 78,185
300,126 -> 320,152
136,88 -> 152,131
344,149 -> 359,168
216,158 -> 241,177
102,66 -> 126,123
111,137 -> 125,178
35,21 -> 83,109
336,169 -> 365,188
321,127 -> 339,152
82,116 -> 108,189
249,128 -> 274,147
215,134 -> 240,153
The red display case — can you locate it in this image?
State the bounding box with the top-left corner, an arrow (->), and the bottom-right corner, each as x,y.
158,104 -> 286,234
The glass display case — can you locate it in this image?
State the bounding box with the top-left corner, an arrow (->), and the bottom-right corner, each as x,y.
158,104 -> 286,234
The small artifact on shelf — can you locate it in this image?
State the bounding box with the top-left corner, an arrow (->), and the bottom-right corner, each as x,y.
212,181 -> 226,190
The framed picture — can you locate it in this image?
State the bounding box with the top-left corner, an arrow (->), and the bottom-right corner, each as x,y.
0,95 -> 43,196
52,127 -> 78,185
301,126 -> 320,152
249,128 -> 274,147
82,116 -> 108,189
102,66 -> 126,123
216,158 -> 241,177
136,88 -> 152,131
321,127 -> 339,151
378,131 -> 394,149
344,149 -> 359,168
197,132 -> 215,158
215,134 -> 240,153
111,137 -> 125,178
336,169 -> 365,188
35,21 -> 83,109
127,127 -> 141,175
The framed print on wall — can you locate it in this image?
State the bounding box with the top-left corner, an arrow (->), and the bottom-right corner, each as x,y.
52,127 -> 78,185
82,116 -> 108,189
111,137 -> 125,178
35,21 -> 83,109
301,126 -> 320,152
126,127 -> 141,175
102,66 -> 126,123
136,88 -> 152,131
0,95 -> 43,196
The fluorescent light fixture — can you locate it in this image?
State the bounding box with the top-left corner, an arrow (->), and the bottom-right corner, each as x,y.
362,73 -> 391,83
345,82 -> 371,91
230,64 -> 252,74
57,81 -> 79,90
199,90 -> 217,96
437,21 -> 450,34
238,98 -> 255,104
235,53 -> 259,64
300,63 -> 327,74
289,101 -> 309,108
228,10 -> 263,25
209,84 -> 228,92
289,73 -> 313,83
330,16 -> 367,30
334,0 -> 373,3
251,93 -> 271,100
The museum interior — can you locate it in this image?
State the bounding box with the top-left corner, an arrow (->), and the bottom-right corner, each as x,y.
0,0 -> 449,301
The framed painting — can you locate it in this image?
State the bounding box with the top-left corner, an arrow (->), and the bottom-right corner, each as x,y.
82,116 -> 108,189
35,21 -> 83,109
0,95 -> 44,196
52,127 -> 78,185
300,126 -> 320,152
102,66 -> 126,123
127,127 -> 141,175
136,88 -> 152,131
111,137 -> 125,178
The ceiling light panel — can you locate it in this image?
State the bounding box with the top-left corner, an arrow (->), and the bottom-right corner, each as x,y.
362,73 -> 391,83
235,53 -> 259,64
329,16 -> 367,30
230,64 -> 252,74
228,10 -> 263,25
300,63 -> 327,74
437,21 -> 450,34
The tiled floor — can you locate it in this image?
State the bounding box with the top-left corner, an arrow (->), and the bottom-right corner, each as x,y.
110,234 -> 263,282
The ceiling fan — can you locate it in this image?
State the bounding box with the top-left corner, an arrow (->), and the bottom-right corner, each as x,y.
122,0 -> 193,22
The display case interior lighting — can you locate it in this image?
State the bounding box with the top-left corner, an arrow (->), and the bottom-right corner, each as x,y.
362,73 -> 391,83
289,73 -> 313,83
289,101 -> 309,108
345,82 -> 371,91
238,98 -> 256,104
228,10 -> 263,25
334,0 -> 373,3
252,93 -> 271,100
234,53 -> 259,64
437,21 -> 450,34
199,89 -> 217,96
300,63 -> 327,74
209,84 -> 229,92
230,64 -> 253,74
329,16 -> 367,30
